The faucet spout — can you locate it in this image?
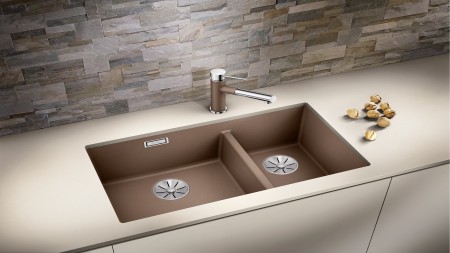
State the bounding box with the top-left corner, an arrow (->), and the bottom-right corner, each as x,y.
234,89 -> 277,104
209,68 -> 276,114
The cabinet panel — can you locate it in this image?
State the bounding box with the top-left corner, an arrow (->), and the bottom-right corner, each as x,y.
82,246 -> 113,253
368,164 -> 449,253
114,179 -> 390,253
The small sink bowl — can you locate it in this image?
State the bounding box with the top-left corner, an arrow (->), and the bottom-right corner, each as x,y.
232,104 -> 369,187
86,104 -> 369,223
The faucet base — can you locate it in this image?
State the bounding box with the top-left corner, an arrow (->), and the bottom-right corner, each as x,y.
209,106 -> 228,114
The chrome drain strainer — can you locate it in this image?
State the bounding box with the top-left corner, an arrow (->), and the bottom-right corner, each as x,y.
263,155 -> 298,175
153,179 -> 189,200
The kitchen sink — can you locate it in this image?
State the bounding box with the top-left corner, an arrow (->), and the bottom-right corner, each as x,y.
86,104 -> 369,223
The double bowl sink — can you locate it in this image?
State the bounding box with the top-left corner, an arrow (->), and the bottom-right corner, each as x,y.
86,104 -> 369,223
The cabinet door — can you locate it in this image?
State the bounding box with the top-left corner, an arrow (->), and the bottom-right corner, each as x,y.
368,164 -> 449,253
82,246 -> 113,253
114,179 -> 390,253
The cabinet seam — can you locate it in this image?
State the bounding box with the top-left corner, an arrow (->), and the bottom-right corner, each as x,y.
366,177 -> 393,253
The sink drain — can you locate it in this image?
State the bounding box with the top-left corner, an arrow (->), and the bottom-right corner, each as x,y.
153,179 -> 189,200
263,155 -> 298,175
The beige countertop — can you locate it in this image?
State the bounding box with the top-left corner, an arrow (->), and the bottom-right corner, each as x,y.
1,54 -> 449,253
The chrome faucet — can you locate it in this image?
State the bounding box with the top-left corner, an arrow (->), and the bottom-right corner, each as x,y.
209,69 -> 277,114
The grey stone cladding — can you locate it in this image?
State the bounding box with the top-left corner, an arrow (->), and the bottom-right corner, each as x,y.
0,0 -> 448,136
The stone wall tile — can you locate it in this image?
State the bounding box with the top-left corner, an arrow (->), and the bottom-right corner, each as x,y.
302,45 -> 347,64
140,1 -> 190,26
119,31 -> 157,45
16,14 -> 46,32
248,59 -> 270,77
260,41 -> 305,60
99,69 -> 124,87
385,0 -> 430,19
83,56 -> 111,75
289,1 -> 327,14
45,23 -> 75,34
57,44 -> 94,61
93,36 -> 120,56
45,6 -> 87,21
143,42 -> 192,61
75,19 -> 103,41
0,13 -> 19,34
109,50 -> 144,69
4,51 -> 59,69
0,34 -> 13,50
148,74 -> 192,92
102,14 -> 141,35
191,55 -> 226,71
375,33 -> 419,51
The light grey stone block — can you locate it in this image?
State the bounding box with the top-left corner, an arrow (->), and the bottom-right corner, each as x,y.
17,14 -> 46,32
148,74 -> 192,92
4,51 -> 59,69
248,59 -> 269,77
122,62 -> 160,75
109,51 -> 144,69
102,14 -> 141,35
45,6 -> 87,20
385,0 -> 430,19
249,28 -> 271,47
140,1 -> 190,26
15,82 -> 67,103
12,102 -> 34,116
191,55 -> 226,71
375,33 -> 419,51
288,1 -> 327,14
302,45 -> 347,64
84,56 -> 111,75
177,0 -> 213,7
57,44 -> 94,61
45,24 -> 75,34
0,13 -> 19,34
143,42 -> 192,61
65,77 -> 101,94
93,36 -> 120,56
119,31 -> 157,45
260,41 -> 305,60
75,19 -> 103,41
0,34 -> 13,50
179,21 -> 204,42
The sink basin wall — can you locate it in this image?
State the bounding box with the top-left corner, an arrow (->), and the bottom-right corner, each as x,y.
86,104 -> 369,222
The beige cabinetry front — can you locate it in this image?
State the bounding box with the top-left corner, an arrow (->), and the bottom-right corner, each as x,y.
114,179 -> 390,253
367,164 -> 449,253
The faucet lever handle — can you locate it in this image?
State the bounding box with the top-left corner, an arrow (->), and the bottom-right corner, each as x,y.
210,69 -> 247,81
224,75 -> 247,81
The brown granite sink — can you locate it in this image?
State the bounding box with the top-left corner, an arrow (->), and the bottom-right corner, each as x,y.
86,104 -> 369,223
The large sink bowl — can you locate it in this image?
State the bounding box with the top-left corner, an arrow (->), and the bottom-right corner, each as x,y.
86,104 -> 369,223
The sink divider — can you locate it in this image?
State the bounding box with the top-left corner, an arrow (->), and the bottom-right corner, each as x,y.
220,130 -> 274,192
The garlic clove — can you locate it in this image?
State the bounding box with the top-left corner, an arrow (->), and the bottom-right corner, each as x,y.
367,110 -> 380,118
377,117 -> 390,127
346,108 -> 359,119
364,130 -> 377,141
370,94 -> 382,104
364,102 -> 377,111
